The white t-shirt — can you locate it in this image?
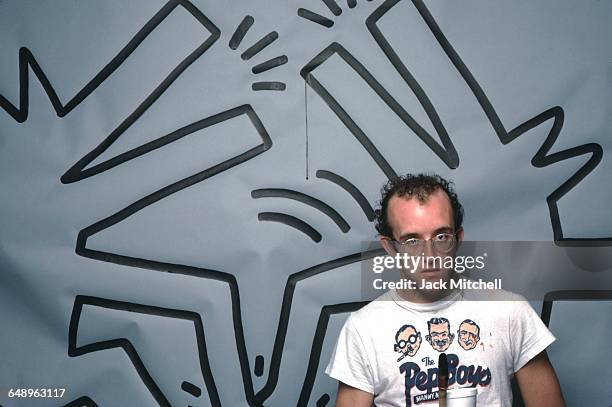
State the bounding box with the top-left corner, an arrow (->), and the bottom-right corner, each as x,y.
325,288 -> 555,406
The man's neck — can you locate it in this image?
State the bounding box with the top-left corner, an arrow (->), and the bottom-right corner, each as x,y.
396,287 -> 454,303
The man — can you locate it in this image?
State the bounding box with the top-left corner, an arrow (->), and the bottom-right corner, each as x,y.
425,317 -> 454,352
394,324 -> 422,361
325,173 -> 564,406
458,319 -> 480,351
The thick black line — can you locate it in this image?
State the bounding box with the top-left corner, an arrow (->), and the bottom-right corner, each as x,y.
74,105 -> 271,407
57,0 -> 220,183
316,170 -> 375,221
347,0 -> 357,9
297,302 -> 368,406
254,249 -> 383,403
541,290 -> 612,326
257,212 -> 323,243
252,81 -> 286,91
69,296 -> 220,406
322,0 -> 342,16
254,355 -> 265,377
383,0 -> 609,244
366,0 -> 458,170
297,8 -> 335,28
229,15 -> 255,50
316,394 -> 331,407
251,55 -> 288,74
252,188 -> 351,233
182,381 -> 202,398
62,396 -> 98,407
301,42 -> 462,178
0,0 -> 185,122
241,32 -> 279,61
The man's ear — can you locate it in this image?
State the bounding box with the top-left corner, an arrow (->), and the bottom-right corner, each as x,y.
456,227 -> 464,242
379,236 -> 397,256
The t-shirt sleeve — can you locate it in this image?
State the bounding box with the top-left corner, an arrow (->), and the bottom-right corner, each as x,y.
509,299 -> 556,373
325,314 -> 375,394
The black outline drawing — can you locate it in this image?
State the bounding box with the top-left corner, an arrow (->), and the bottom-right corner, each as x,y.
258,212 -> 323,243
68,295 -> 220,406
252,188 -> 351,233
241,32 -> 279,61
367,0 -> 608,244
73,104 -> 270,406
229,15 -> 255,50
297,8 -> 335,28
181,381 -> 202,398
297,302 -> 368,406
0,0 -> 219,127
300,42 -> 459,179
541,290 -> 612,326
229,17 -> 287,92
252,81 -> 286,91
316,170 -> 375,222
322,0 -> 343,17
252,56 -> 288,74
254,355 -> 265,377
62,396 -> 98,407
254,248 -> 383,404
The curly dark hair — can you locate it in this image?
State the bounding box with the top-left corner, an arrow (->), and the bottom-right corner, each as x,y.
374,173 -> 464,237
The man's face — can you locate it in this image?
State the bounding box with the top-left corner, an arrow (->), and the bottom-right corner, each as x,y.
384,189 -> 462,285
395,326 -> 422,357
427,322 -> 453,352
458,322 -> 480,350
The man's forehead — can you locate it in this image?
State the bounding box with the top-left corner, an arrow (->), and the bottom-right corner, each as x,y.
387,189 -> 454,237
431,322 -> 449,330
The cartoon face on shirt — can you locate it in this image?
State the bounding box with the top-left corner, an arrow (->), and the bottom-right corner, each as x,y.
394,324 -> 422,360
425,317 -> 454,352
457,319 -> 480,351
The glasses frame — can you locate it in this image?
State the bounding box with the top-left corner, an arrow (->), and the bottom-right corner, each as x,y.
388,231 -> 458,254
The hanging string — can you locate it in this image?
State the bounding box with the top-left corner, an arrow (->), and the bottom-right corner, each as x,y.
304,80 -> 309,180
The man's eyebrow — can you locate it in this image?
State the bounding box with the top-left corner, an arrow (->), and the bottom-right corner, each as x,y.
397,227 -> 454,240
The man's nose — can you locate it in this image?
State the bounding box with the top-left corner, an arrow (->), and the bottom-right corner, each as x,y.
424,240 -> 436,264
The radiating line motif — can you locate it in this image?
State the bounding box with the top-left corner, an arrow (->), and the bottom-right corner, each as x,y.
252,55 -> 288,74
229,16 -> 287,92
252,81 -> 286,91
258,212 -> 323,242
297,8 -> 335,28
316,170 -> 375,222
69,296 -> 220,406
229,15 -> 255,50
241,32 -> 279,61
252,188 -> 351,233
322,0 -> 342,16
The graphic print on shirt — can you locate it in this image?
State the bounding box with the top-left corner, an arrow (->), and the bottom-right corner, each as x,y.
457,319 -> 480,351
394,324 -> 423,362
400,352 -> 492,406
425,317 -> 454,352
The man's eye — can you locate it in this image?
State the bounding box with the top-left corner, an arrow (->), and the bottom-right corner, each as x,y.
435,233 -> 450,241
404,239 -> 420,246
